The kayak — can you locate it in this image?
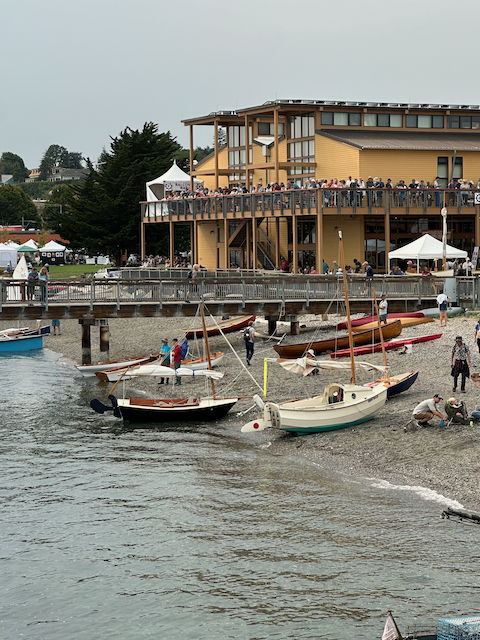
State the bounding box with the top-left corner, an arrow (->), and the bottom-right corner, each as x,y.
331,333 -> 443,358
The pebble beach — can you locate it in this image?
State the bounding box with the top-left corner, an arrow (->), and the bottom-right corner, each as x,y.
7,311 -> 480,511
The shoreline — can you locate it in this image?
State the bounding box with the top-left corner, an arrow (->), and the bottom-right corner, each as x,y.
6,312 -> 480,511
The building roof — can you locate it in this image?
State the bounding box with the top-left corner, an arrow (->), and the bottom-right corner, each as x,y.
317,130 -> 480,151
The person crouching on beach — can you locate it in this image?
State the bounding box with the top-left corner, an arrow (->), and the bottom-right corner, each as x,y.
451,335 -> 471,393
412,394 -> 446,427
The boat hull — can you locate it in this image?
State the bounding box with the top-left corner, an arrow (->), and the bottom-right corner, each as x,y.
337,312 -> 425,330
421,306 -> 464,318
76,356 -> 155,377
0,335 -> 43,352
331,333 -> 442,358
96,352 -> 225,382
184,315 -> 255,339
117,396 -> 238,423
265,384 -> 387,435
364,370 -> 419,398
274,320 -> 402,358
351,317 -> 433,332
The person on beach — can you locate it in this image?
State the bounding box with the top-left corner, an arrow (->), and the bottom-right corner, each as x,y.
244,320 -> 255,366
474,318 -> 480,353
172,338 -> 182,385
451,335 -> 471,393
158,338 -> 171,385
445,397 -> 471,425
436,289 -> 451,327
51,319 -> 61,335
378,294 -> 388,324
412,394 -> 446,427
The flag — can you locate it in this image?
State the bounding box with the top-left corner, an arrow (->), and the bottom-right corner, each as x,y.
382,612 -> 403,640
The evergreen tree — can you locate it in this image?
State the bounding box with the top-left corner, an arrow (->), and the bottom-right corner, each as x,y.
50,123 -> 183,262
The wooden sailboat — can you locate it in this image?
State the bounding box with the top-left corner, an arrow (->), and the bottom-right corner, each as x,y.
351,317 -> 433,333
242,231 -> 388,435
183,315 -> 256,339
91,304 -> 238,424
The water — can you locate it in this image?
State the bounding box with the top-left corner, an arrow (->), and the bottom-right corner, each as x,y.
1,349 -> 480,640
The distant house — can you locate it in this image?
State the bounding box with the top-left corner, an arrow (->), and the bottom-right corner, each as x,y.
26,168 -> 40,183
0,174 -> 15,185
47,167 -> 89,182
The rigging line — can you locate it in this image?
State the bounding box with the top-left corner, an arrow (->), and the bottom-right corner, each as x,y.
205,309 -> 264,395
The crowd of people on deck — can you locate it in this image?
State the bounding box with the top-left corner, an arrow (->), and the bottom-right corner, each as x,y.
162,175 -> 480,208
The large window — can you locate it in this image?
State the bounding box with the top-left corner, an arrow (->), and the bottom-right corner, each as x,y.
406,114 -> 444,128
287,140 -> 315,178
321,112 -> 361,126
288,114 -> 314,139
437,156 -> 448,188
258,122 -> 285,136
364,113 -> 403,127
447,115 -> 480,129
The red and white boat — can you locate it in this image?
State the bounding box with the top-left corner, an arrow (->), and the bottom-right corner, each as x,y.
330,333 -> 443,358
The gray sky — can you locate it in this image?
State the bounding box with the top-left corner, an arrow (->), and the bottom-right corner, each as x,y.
2,0 -> 478,170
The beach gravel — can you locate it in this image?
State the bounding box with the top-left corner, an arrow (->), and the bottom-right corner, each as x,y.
6,312 -> 480,510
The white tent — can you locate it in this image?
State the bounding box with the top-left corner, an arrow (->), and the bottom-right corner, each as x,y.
0,242 -> 18,267
388,233 -> 467,272
146,161 -> 203,201
17,239 -> 39,253
40,240 -> 66,264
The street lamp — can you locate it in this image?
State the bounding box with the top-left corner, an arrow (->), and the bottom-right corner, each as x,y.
441,207 -> 448,271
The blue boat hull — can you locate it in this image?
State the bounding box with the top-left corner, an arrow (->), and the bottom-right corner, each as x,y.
387,370 -> 419,398
0,336 -> 43,352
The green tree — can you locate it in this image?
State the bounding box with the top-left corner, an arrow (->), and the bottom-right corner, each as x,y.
0,152 -> 30,182
50,123 -> 183,263
66,152 -> 83,169
38,144 -> 69,180
0,185 -> 38,226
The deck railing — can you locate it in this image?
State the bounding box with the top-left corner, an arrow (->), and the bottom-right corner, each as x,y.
0,275 -> 446,312
143,188 -> 480,220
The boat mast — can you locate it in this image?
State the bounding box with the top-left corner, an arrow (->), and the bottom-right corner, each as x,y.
338,230 -> 356,383
372,286 -> 389,381
200,302 -> 216,398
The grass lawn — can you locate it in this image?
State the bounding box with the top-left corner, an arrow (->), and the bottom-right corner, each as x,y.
47,264 -> 106,278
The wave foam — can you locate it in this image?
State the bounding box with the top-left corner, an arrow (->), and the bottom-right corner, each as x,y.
368,478 -> 464,509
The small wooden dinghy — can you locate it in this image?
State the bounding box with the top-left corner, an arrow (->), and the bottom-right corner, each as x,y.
76,354 -> 158,377
351,317 -> 433,333
96,351 -> 225,382
337,312 -> 425,330
273,319 -> 402,358
184,315 -> 255,339
364,370 -> 419,399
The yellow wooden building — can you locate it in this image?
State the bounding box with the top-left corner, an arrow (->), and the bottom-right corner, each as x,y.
141,100 -> 480,272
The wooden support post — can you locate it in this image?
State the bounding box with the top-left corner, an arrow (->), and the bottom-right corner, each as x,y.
246,220 -> 251,270
214,119 -> 219,190
292,216 -> 298,274
274,107 -> 279,185
189,125 -> 194,193
194,220 -> 199,265
140,219 -> 146,261
245,114 -> 250,191
316,203 -> 323,274
275,217 -> 280,268
252,219 -> 258,270
385,209 -> 390,274
268,319 -> 277,335
475,206 -> 480,248
290,320 -> 300,335
224,218 -> 229,269
81,324 -> 91,349
169,220 -> 174,266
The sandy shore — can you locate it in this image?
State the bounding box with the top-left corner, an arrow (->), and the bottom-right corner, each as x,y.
6,311 -> 480,510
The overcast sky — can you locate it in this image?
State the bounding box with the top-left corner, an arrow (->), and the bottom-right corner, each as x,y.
2,0 -> 478,170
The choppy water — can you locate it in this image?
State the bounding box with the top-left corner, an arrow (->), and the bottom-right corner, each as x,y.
1,349 -> 479,640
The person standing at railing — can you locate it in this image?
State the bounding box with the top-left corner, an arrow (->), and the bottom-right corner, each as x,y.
366,177 -> 374,207
375,177 -> 384,206
27,267 -> 39,305
433,176 -> 441,207
38,266 -> 49,304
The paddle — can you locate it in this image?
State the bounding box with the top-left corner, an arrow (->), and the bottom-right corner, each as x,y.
90,394 -> 122,418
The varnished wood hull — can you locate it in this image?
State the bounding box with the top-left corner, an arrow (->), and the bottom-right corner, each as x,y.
184,315 -> 256,339
273,320 -> 402,358
351,317 -> 433,333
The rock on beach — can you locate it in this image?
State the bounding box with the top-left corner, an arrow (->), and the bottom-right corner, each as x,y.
5,313 -> 480,510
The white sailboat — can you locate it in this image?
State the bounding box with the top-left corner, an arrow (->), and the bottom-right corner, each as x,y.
242,230 -> 388,435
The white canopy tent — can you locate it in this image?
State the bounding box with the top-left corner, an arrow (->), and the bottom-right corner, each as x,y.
40,240 -> 67,264
146,161 -> 203,201
17,239 -> 39,253
388,233 -> 468,273
0,242 -> 18,267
